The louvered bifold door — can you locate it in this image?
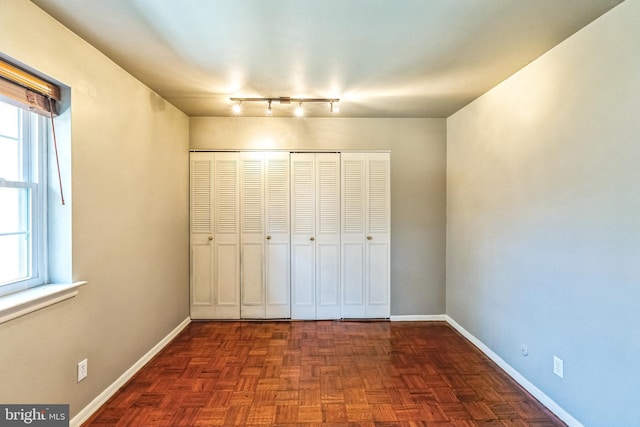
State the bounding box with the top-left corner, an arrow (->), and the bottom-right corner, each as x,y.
212,152 -> 241,318
290,153 -> 341,320
340,153 -> 367,318
290,153 -> 316,319
365,153 -> 390,318
341,152 -> 390,318
265,152 -> 291,318
190,153 -> 216,319
315,153 -> 341,319
190,152 -> 241,319
240,152 -> 266,318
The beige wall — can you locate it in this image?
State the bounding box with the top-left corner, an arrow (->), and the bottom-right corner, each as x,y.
0,0 -> 189,417
447,0 -> 637,425
191,117 -> 447,315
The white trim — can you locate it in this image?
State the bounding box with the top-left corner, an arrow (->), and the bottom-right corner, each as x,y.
0,281 -> 87,324
70,317 -> 192,427
444,315 -> 584,427
390,314 -> 447,321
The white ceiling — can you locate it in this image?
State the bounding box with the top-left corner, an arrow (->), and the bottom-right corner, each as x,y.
32,0 -> 623,118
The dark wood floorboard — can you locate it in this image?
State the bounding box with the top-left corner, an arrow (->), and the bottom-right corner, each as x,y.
83,321 -> 566,426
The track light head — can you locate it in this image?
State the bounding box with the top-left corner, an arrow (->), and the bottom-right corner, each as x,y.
294,102 -> 304,117
232,100 -> 242,114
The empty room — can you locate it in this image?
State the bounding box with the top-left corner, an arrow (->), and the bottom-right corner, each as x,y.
0,1 -> 638,426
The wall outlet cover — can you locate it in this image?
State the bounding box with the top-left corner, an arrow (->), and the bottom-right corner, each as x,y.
553,356 -> 563,378
77,359 -> 88,382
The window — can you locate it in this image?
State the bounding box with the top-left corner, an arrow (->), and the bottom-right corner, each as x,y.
0,99 -> 47,297
0,58 -> 84,324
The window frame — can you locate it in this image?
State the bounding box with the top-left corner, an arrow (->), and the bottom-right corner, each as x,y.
0,102 -> 48,297
0,57 -> 86,325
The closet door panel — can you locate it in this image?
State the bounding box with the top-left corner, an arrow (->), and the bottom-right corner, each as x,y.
366,242 -> 389,317
291,155 -> 314,235
341,153 -> 367,318
190,152 -> 241,319
365,153 -> 390,318
191,157 -> 213,236
266,242 -> 289,310
265,153 -> 290,318
291,153 -> 341,320
315,153 -> 341,319
291,244 -> 315,319
190,155 -> 216,319
192,243 -> 213,306
240,153 -> 266,318
316,243 -> 340,319
215,242 -> 240,305
290,153 -> 316,318
341,242 -> 365,318
340,152 -> 390,319
241,242 -> 264,318
212,153 -> 241,319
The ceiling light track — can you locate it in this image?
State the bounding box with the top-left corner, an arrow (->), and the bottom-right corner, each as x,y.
230,96 -> 340,116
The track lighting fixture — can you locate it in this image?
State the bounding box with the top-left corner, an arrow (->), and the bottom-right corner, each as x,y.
229,96 -> 340,116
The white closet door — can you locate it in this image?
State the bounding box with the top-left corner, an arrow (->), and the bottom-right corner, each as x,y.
240,152 -> 265,318
341,152 -> 390,318
290,153 -> 316,319
191,151 -> 290,320
190,152 -> 241,319
290,153 -> 341,319
241,152 -> 291,319
264,152 -> 291,318
315,153 -> 341,319
341,154 -> 367,318
190,153 -> 216,319
212,153 -> 241,318
365,153 -> 390,318
191,151 -> 386,321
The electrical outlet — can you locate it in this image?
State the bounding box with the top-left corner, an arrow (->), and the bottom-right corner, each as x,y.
77,359 -> 88,382
520,344 -> 529,357
553,356 -> 563,378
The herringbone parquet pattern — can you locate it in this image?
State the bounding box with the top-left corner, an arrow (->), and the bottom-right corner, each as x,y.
83,321 -> 566,426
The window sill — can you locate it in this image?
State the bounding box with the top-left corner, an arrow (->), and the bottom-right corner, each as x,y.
0,281 -> 88,325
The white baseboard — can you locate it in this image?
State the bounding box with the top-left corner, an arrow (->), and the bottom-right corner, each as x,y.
390,314 -> 447,321
70,317 -> 191,427
444,315 -> 583,427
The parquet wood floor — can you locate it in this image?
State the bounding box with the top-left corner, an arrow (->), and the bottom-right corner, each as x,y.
83,321 -> 566,427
